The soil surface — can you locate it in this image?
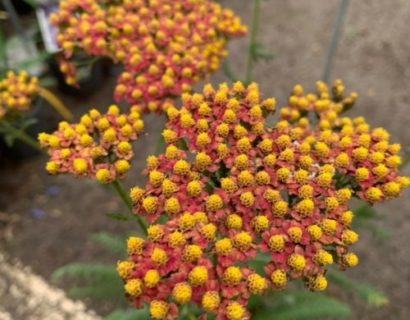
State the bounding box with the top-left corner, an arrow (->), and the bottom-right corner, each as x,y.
2,1 -> 410,319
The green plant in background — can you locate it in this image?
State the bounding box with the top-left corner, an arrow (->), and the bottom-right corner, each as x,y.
0,15 -> 72,152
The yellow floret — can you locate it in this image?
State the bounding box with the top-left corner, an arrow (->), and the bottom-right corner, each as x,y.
116,261 -> 134,279
215,238 -> 233,256
202,291 -> 220,312
288,226 -> 303,243
189,266 -> 208,286
271,269 -> 287,288
46,161 -> 59,175
172,282 -> 192,304
226,214 -> 243,230
115,160 -> 130,174
233,232 -> 252,251
314,250 -> 334,265
272,200 -> 288,217
124,279 -> 142,297
151,247 -> 168,266
307,225 -> 322,240
268,234 -> 285,252
168,231 -> 186,247
223,266 -> 242,286
277,167 -> 291,182
147,225 -> 164,242
296,199 -> 314,216
288,253 -> 306,271
142,196 -> 158,214
183,245 -> 202,262
173,160 -> 190,175
240,191 -> 255,207
144,269 -> 160,288
73,158 -> 87,174
247,273 -> 267,294
150,300 -> 168,320
383,182 -> 401,197
96,168 -> 111,184
309,274 -> 328,291
322,219 -> 337,234
341,230 -> 359,245
343,252 -> 359,267
252,215 -> 270,233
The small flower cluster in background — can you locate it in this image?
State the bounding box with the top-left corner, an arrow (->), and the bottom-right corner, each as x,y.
0,71 -> 39,119
51,0 -> 247,113
117,80 -> 409,320
39,105 -> 143,183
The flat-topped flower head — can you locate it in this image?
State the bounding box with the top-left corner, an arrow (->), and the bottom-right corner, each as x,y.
122,81 -> 408,319
0,71 -> 39,119
39,105 -> 142,182
51,0 -> 246,113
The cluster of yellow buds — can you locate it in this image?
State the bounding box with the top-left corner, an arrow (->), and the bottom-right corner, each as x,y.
0,71 -> 39,119
39,105 -> 143,183
50,0 -> 247,113
119,80 -> 408,319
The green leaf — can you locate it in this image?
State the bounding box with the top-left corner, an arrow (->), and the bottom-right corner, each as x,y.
51,263 -> 118,282
66,276 -> 124,300
327,269 -> 388,307
91,232 -> 127,256
21,118 -> 38,130
354,203 -> 379,220
156,135 -> 165,154
15,51 -> 52,70
105,307 -> 150,320
4,133 -> 16,147
106,212 -> 131,221
247,252 -> 270,274
254,291 -> 351,320
176,138 -> 189,151
252,42 -> 275,62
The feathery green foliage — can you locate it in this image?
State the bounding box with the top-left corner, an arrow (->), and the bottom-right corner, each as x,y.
105,306 -> 150,320
91,232 -> 127,257
327,269 -> 388,307
253,291 -> 351,320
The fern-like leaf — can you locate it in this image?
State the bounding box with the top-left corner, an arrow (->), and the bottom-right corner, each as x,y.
253,291 -> 351,320
51,263 -> 118,282
91,232 -> 127,256
105,307 -> 149,320
327,269 -> 388,307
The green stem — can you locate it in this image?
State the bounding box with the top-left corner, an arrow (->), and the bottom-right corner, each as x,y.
111,180 -> 148,234
244,0 -> 261,85
0,121 -> 43,151
322,0 -> 350,83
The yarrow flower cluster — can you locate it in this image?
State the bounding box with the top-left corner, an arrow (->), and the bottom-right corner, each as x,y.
39,105 -> 143,183
0,71 -> 39,119
118,80 -> 409,319
51,0 -> 246,113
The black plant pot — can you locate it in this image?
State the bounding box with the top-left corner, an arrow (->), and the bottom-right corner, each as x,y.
1,0 -> 34,15
48,56 -> 111,98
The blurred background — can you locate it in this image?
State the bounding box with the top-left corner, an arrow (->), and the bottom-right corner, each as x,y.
0,0 -> 409,319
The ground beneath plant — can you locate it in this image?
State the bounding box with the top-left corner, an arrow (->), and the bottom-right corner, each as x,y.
1,1 -> 410,319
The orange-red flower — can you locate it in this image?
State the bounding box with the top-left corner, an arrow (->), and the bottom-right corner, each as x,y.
39,105 -> 143,183
119,80 -> 408,319
51,0 -> 246,113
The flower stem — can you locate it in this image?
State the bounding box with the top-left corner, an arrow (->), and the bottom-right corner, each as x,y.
111,179 -> 148,235
0,121 -> 43,151
244,0 -> 261,85
321,0 -> 350,83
